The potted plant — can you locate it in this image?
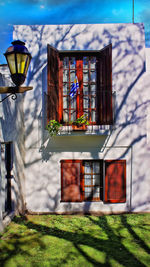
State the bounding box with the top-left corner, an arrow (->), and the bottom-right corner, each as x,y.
72,114 -> 89,130
46,120 -> 62,136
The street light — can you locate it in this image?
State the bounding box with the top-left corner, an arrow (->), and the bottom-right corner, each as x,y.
4,40 -> 32,87
0,40 -> 33,102
0,40 -> 33,232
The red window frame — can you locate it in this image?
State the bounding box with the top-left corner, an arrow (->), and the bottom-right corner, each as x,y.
61,159 -> 126,203
47,44 -> 113,127
59,54 -> 98,126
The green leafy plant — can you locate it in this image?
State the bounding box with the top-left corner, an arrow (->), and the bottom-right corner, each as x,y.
73,114 -> 89,126
46,120 -> 62,136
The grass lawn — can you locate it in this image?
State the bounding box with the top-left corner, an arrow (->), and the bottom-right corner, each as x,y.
0,213 -> 150,267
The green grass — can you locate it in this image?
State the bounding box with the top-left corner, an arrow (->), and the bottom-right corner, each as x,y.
0,214 -> 150,267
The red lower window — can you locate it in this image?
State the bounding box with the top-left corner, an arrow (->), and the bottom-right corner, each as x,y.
61,159 -> 126,203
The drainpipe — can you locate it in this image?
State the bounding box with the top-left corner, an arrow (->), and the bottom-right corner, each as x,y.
0,143 -> 4,232
132,0 -> 134,24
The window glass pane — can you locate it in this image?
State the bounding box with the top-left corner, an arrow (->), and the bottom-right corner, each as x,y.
84,174 -> 91,179
90,57 -> 96,69
7,54 -> 16,74
93,194 -> 100,198
83,97 -> 89,109
93,193 -> 99,198
71,110 -> 76,121
90,70 -> 96,82
83,84 -> 89,95
83,70 -> 89,82
91,97 -> 96,108
93,187 -> 100,198
85,193 -> 91,198
70,97 -> 76,109
63,83 -> 68,95
91,84 -> 96,95
91,111 -> 96,122
84,180 -> 91,186
84,177 -> 92,185
63,57 -> 69,68
70,70 -> 76,82
63,69 -> 69,82
70,57 -> 76,69
17,53 -> 27,74
85,187 -> 92,192
83,111 -> 89,120
84,162 -> 91,173
24,56 -> 30,75
93,162 -> 100,173
63,110 -> 69,122
63,97 -> 68,109
83,57 -> 89,69
84,187 -> 92,197
93,175 -> 100,185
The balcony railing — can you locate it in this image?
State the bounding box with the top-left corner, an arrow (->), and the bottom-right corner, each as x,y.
44,90 -> 115,136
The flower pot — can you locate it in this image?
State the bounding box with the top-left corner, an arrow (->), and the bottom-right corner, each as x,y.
72,124 -> 87,131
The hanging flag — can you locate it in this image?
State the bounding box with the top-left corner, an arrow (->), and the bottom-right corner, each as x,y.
69,76 -> 79,98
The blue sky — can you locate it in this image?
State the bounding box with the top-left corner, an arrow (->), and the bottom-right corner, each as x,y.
0,0 -> 150,63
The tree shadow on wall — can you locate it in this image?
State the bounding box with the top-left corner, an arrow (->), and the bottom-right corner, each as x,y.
13,24 -> 150,214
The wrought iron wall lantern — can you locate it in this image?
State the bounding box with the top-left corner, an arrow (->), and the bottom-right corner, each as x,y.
0,40 -> 33,103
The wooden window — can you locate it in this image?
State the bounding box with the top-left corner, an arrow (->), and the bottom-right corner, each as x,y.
61,159 -> 126,203
47,44 -> 113,126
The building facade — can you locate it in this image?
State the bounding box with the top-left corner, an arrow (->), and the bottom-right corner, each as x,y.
0,24 -> 150,224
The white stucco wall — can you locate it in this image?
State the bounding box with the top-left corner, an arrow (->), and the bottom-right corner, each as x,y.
13,23 -> 150,214
0,65 -> 26,220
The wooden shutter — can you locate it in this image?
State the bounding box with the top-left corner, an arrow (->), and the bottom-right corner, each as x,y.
98,44 -> 113,124
47,45 -> 60,122
61,160 -> 82,202
105,160 -> 126,203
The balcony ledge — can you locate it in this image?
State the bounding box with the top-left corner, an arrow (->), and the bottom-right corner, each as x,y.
58,125 -> 113,136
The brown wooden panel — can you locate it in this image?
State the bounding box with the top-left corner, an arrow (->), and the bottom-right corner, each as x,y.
47,44 -> 60,122
97,44 -> 113,125
61,160 -> 82,202
105,160 -> 126,203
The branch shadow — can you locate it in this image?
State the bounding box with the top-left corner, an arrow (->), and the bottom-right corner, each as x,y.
10,24 -> 150,215
0,215 -> 148,266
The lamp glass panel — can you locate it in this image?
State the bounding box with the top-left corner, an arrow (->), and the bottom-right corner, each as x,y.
6,54 -> 16,74
24,56 -> 31,76
16,53 -> 28,74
